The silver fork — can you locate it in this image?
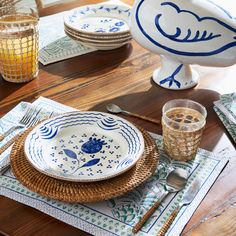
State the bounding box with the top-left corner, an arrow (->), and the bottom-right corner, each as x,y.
0,106 -> 42,142
0,107 -> 55,175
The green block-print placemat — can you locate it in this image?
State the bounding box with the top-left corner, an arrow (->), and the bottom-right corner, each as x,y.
0,97 -> 229,236
39,11 -> 95,65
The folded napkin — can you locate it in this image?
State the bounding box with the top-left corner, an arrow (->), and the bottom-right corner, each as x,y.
214,93 -> 236,143
39,11 -> 96,65
0,97 -> 229,236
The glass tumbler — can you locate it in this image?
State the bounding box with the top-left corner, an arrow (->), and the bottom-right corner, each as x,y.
0,0 -> 15,7
0,5 -> 39,83
162,99 -> 207,161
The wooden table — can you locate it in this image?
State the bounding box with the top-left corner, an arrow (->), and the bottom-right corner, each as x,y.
0,1 -> 236,235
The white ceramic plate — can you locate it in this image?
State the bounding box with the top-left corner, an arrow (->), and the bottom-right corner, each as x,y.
65,24 -> 131,39
65,30 -> 131,50
65,26 -> 132,43
65,28 -> 131,44
24,111 -> 145,182
64,4 -> 131,35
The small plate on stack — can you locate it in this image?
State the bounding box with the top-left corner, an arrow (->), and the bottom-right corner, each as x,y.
64,3 -> 132,50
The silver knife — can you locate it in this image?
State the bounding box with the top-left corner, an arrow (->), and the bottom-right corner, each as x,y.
157,180 -> 201,236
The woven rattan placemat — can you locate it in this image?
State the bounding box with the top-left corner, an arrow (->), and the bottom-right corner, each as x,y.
10,127 -> 159,203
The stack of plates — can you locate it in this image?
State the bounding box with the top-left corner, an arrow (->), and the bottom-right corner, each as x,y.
64,4 -> 132,50
24,111 -> 145,182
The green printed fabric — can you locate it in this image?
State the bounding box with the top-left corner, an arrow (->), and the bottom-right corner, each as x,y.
214,93 -> 236,143
0,97 -> 228,236
39,11 -> 95,65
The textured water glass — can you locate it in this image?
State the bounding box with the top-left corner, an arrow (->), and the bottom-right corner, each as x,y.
0,0 -> 16,7
162,99 -> 207,161
0,5 -> 39,83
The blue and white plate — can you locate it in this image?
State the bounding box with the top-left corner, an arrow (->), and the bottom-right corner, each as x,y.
64,4 -> 131,35
24,111 -> 145,182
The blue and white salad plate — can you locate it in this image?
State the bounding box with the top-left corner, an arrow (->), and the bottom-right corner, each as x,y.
64,4 -> 131,35
24,111 -> 145,182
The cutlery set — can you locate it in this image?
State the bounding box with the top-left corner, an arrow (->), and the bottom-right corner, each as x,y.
132,167 -> 201,235
132,168 -> 188,234
0,106 -> 55,175
157,180 -> 201,236
0,106 -> 42,142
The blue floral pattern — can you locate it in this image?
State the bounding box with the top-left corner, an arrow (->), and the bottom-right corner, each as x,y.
25,112 -> 144,182
81,137 -> 107,154
64,4 -> 130,34
79,18 -> 128,34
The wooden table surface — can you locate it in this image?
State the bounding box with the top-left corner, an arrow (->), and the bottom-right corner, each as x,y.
0,1 -> 236,235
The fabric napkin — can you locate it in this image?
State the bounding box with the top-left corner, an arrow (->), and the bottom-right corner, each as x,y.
214,93 -> 236,143
39,11 -> 96,65
0,97 -> 229,236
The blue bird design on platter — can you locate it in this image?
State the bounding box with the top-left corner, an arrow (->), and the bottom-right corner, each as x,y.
160,64 -> 183,88
135,0 -> 236,57
155,14 -> 221,43
206,0 -> 236,20
131,0 -> 236,90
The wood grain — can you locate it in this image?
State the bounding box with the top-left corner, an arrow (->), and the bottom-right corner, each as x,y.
186,198 -> 236,236
0,0 -> 236,236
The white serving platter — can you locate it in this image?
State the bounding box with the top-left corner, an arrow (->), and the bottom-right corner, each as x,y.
24,111 -> 144,182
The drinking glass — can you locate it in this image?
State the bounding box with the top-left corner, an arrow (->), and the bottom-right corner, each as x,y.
0,5 -> 39,83
162,99 -> 207,161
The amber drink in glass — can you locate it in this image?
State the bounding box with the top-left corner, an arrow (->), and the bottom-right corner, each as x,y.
0,5 -> 39,82
162,99 -> 207,161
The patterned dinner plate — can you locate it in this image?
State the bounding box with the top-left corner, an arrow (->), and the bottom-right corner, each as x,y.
64,29 -> 131,50
64,25 -> 132,43
64,23 -> 131,39
24,111 -> 145,182
64,4 -> 131,35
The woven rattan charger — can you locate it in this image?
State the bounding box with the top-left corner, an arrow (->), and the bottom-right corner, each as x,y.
10,126 -> 159,203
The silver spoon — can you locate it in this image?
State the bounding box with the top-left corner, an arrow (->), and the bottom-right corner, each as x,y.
132,168 -> 188,234
106,103 -> 160,125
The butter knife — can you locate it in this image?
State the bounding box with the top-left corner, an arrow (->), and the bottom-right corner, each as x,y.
157,180 -> 201,236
